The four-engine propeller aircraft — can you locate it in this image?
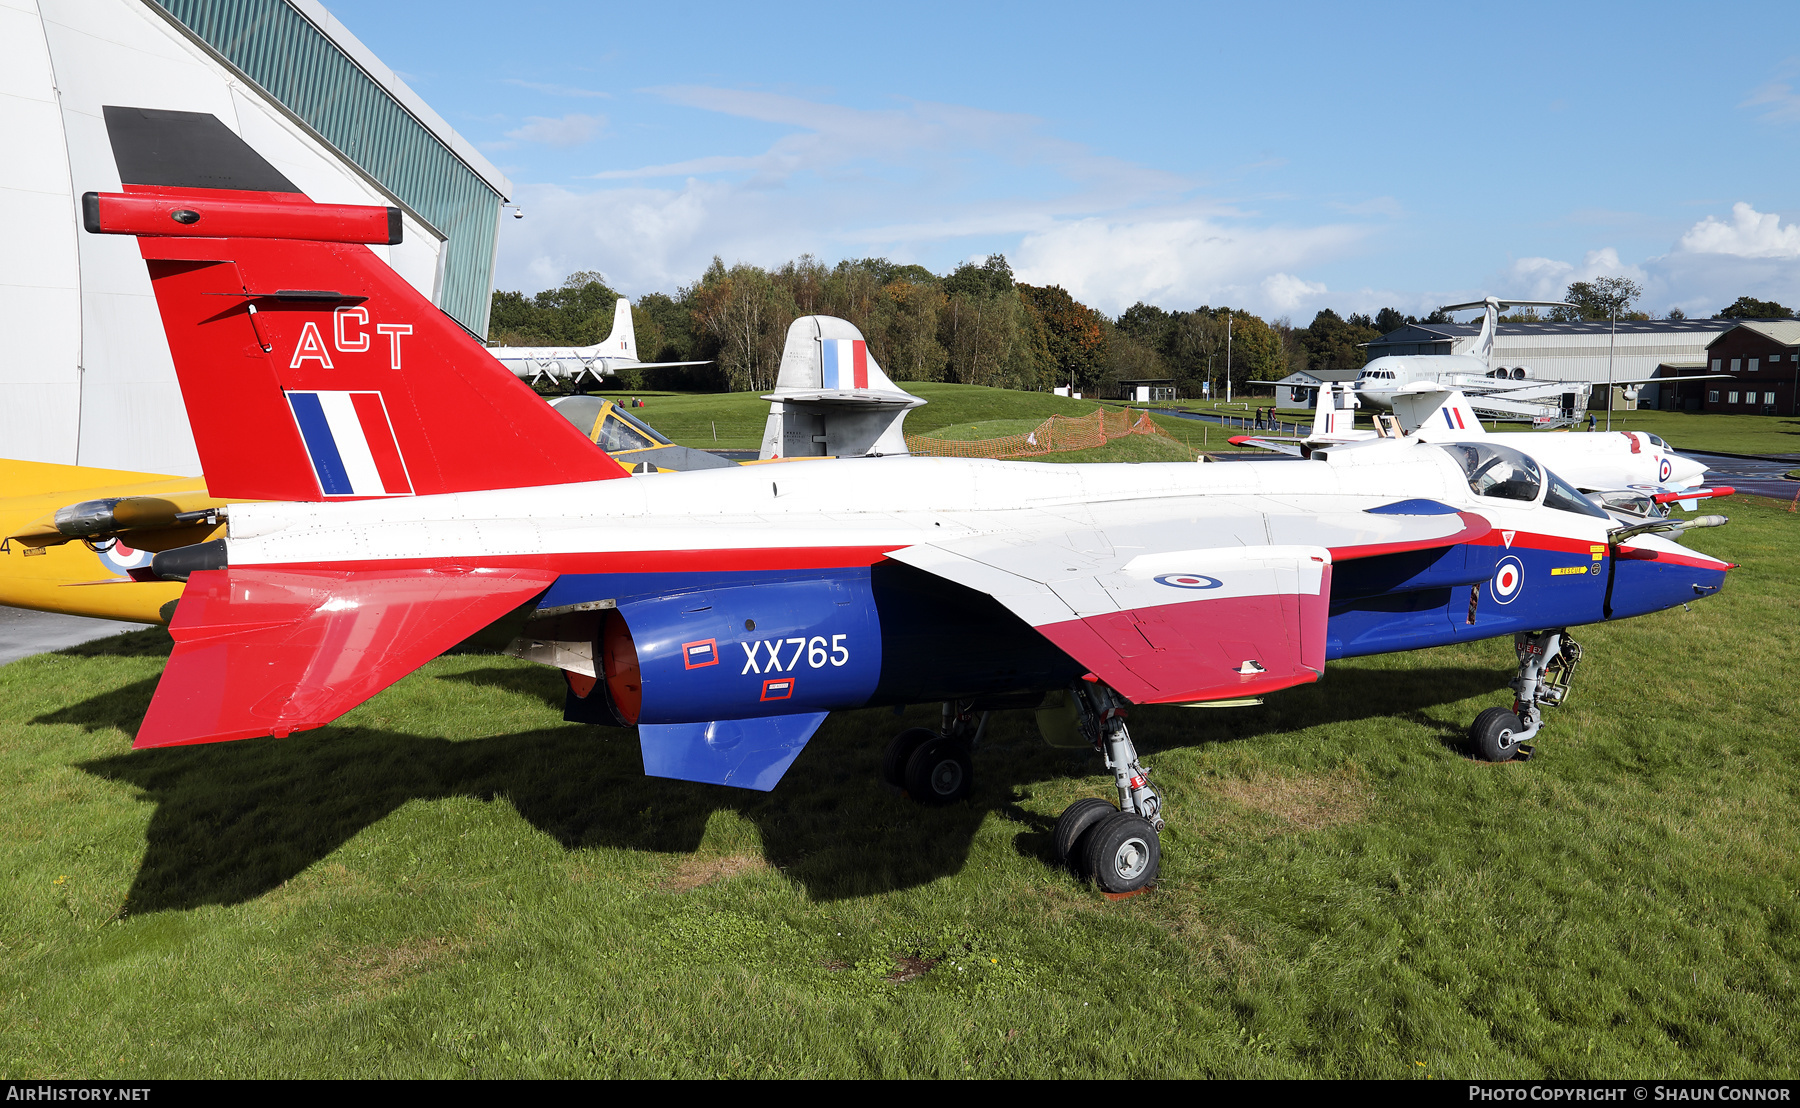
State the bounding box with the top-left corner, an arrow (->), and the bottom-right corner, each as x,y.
487,297 -> 711,389
69,179 -> 1736,896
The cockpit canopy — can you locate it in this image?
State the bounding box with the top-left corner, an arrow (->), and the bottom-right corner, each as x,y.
1436,441 -> 1542,502
1434,441 -> 1610,518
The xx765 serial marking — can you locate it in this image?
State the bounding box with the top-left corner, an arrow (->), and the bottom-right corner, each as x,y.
740,635 -> 850,674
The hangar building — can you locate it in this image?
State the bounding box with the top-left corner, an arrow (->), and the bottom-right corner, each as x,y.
1365,318 -> 1734,412
2,0 -> 511,475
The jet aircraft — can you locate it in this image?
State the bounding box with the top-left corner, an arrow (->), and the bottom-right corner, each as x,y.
1352,297 -> 1727,424
486,297 -> 711,389
1233,382 -> 1724,508
63,167 -> 1737,897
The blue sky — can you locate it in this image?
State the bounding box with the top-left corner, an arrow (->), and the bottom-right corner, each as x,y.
331,0 -> 1800,321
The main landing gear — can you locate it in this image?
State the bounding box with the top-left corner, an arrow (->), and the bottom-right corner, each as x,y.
880,704 -> 987,805
1051,684 -> 1163,896
1468,629 -> 1583,762
882,685 -> 1164,896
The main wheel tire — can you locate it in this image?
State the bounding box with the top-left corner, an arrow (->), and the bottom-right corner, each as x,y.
1469,707 -> 1526,762
1082,811 -> 1160,894
881,727 -> 940,788
903,737 -> 974,805
1053,798 -> 1117,869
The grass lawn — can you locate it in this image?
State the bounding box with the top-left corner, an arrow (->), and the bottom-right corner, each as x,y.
2,492 -> 1796,1077
579,385 -> 1800,459
569,385 -> 1168,453
1571,410 -> 1800,457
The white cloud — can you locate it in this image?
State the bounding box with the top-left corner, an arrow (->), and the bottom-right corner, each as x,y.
1260,273 -> 1330,312
503,113 -> 606,149
1676,202 -> 1800,258
1494,211 -> 1800,319
1502,248 -> 1646,301
503,80 -> 611,99
1010,216 -> 1363,314
495,88 -> 1375,315
1742,58 -> 1800,124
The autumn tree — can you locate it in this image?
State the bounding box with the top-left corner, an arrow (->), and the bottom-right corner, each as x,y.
687,258 -> 796,393
1015,281 -> 1105,392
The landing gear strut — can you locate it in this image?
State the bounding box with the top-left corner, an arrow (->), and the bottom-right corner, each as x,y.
881,704 -> 987,805
1052,683 -> 1163,895
1470,629 -> 1583,762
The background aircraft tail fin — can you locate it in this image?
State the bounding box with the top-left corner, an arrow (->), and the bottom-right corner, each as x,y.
758,316 -> 925,460
1393,386 -> 1485,436
1311,381 -> 1359,439
595,297 -> 638,361
1438,295 -> 1578,370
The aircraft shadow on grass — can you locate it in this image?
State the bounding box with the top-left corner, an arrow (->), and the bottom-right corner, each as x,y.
46,652 -> 1507,915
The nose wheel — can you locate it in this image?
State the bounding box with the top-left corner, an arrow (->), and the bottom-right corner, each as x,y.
1052,684 -> 1162,896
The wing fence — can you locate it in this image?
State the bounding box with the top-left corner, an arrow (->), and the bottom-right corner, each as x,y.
905,408 -> 1169,459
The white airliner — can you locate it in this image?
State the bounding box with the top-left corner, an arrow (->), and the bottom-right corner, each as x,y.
1351,297 -> 1724,425
486,297 -> 710,388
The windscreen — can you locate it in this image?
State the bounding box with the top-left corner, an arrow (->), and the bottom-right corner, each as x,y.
1543,468 -> 1611,518
595,411 -> 658,453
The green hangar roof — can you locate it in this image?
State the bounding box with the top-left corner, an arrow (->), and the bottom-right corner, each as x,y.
148,0 -> 513,336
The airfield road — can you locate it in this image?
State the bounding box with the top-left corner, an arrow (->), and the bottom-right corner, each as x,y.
1687,452 -> 1800,501
0,607 -> 141,667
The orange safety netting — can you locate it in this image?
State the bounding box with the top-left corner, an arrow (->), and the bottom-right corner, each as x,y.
905,408 -> 1170,459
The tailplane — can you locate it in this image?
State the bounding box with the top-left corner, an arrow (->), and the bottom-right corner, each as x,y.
1437,295 -> 1576,370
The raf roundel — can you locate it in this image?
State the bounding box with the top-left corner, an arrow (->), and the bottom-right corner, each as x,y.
97,540 -> 153,577
1490,555 -> 1525,605
1659,457 -> 1672,482
1153,573 -> 1223,590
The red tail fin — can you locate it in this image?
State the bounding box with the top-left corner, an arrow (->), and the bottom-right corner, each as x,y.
86,187 -> 624,501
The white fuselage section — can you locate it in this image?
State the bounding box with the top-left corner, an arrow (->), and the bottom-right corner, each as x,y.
222,447 -> 1609,574
1408,429 -> 1707,492
1356,355 -> 1592,414
487,348 -> 632,383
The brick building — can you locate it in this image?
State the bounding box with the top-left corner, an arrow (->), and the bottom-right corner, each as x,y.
1663,321 -> 1800,416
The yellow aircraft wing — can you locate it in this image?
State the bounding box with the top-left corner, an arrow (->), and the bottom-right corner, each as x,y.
0,458 -> 227,624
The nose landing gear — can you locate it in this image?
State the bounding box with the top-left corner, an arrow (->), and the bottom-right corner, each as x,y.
1051,683 -> 1163,896
1469,629 -> 1583,762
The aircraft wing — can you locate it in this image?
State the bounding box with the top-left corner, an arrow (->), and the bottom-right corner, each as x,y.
890,499 -> 1487,704
135,566 -> 556,748
1226,435 -> 1305,457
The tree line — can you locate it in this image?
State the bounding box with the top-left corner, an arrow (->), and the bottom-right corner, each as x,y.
489,263 -> 1790,396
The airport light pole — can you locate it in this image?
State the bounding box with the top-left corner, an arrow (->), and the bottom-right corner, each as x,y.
1604,306 -> 1618,432
1225,313 -> 1233,405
